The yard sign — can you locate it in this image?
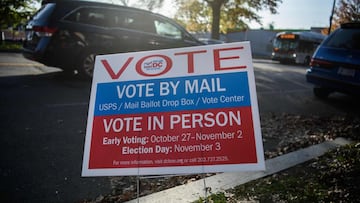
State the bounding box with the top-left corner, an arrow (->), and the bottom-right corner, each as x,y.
82,42 -> 265,176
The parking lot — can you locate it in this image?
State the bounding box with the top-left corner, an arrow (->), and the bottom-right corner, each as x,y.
0,53 -> 358,202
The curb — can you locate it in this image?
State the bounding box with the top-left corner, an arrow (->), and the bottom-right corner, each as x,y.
125,137 -> 351,203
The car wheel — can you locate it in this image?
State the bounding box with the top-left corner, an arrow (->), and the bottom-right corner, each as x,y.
78,52 -> 96,80
313,87 -> 331,99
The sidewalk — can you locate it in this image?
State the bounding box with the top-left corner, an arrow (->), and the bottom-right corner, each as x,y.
125,137 -> 351,203
0,52 -> 60,77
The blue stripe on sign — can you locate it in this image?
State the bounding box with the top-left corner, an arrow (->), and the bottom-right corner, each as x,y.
94,72 -> 251,116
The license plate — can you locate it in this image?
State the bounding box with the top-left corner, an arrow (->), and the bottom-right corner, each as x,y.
338,67 -> 355,77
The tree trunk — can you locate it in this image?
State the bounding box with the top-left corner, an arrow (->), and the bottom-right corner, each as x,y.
207,0 -> 226,40
211,2 -> 221,39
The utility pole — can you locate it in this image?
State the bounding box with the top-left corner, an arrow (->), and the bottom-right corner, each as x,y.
328,0 -> 336,34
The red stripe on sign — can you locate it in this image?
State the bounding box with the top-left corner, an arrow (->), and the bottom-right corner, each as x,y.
88,107 -> 257,169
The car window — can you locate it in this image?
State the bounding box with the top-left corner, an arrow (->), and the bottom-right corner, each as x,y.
63,6 -> 186,40
64,7 -> 157,33
114,11 -> 156,33
64,7 -> 107,27
324,29 -> 360,50
154,19 -> 182,39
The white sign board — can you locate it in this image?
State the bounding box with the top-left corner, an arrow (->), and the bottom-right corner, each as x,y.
82,42 -> 265,176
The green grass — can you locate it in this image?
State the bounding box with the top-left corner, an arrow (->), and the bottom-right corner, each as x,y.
194,142 -> 360,203
0,41 -> 22,51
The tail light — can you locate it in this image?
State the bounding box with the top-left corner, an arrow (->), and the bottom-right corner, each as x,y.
310,58 -> 334,69
33,26 -> 58,37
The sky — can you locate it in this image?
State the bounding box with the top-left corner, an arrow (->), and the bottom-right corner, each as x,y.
34,0 -> 334,30
156,0 -> 335,30
246,0 -> 334,29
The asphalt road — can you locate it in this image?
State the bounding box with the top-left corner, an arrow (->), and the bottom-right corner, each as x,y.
254,59 -> 358,116
0,53 -> 358,202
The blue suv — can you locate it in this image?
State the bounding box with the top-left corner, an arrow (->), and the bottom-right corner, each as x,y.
306,22 -> 360,98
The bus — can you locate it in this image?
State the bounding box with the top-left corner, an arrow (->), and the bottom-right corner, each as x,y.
271,31 -> 326,65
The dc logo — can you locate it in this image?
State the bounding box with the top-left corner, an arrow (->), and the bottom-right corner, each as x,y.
143,59 -> 164,70
139,55 -> 171,76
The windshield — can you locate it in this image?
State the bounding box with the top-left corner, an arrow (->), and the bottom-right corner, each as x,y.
273,38 -> 298,51
324,28 -> 360,50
